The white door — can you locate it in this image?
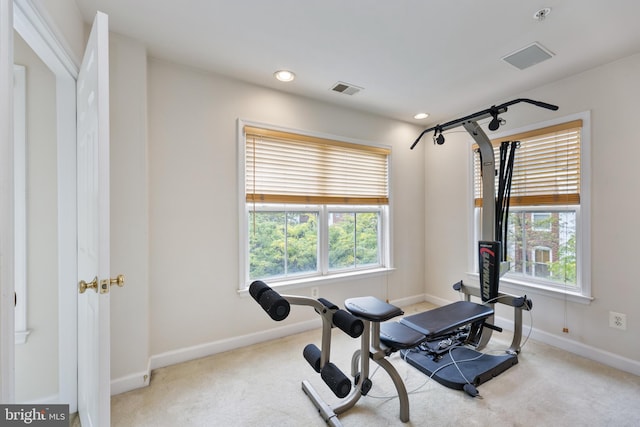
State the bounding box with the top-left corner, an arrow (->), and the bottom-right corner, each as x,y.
76,11 -> 111,427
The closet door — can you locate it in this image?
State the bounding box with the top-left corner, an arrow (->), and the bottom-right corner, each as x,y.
76,11 -> 113,427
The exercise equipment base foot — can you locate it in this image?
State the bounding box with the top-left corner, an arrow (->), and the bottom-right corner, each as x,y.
401,347 -> 517,390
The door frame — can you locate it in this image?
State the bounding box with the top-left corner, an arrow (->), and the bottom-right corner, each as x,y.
0,0 -> 16,403
1,0 -> 79,409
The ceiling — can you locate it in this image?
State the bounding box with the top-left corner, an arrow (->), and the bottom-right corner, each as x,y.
74,0 -> 640,126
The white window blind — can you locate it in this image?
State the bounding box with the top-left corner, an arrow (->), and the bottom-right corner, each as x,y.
245,126 -> 390,205
474,120 -> 582,207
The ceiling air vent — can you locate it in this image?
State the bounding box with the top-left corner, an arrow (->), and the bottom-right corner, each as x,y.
331,81 -> 363,96
502,42 -> 554,70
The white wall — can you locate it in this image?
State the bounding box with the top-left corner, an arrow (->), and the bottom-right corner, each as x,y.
108,33 -> 150,392
424,53 -> 640,368
146,59 -> 425,361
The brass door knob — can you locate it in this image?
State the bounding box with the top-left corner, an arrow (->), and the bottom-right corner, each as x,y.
102,274 -> 125,289
79,276 -> 99,294
79,274 -> 124,294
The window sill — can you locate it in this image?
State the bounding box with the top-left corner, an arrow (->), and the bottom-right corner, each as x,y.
15,329 -> 31,345
239,267 -> 395,297
465,272 -> 593,305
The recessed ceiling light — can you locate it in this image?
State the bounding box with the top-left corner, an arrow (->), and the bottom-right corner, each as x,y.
274,70 -> 296,82
414,113 -> 429,120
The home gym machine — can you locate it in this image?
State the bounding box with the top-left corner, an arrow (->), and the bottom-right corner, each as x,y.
249,98 -> 558,425
400,98 -> 559,391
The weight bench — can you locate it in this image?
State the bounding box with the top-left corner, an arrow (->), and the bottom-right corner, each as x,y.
346,297 -> 516,396
374,299 -> 518,393
249,280 -> 527,425
377,300 -> 494,351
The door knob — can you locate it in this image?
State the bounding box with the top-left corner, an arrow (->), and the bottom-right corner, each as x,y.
79,276 -> 99,294
101,274 -> 125,290
79,274 -> 125,294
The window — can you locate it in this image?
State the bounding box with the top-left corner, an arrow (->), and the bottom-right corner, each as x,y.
329,210 -> 380,271
240,122 -> 390,288
532,246 -> 551,278
473,114 -> 590,298
506,210 -> 576,286
531,212 -> 552,232
249,209 -> 319,280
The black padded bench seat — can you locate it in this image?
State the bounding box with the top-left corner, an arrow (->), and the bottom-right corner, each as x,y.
380,322 -> 427,349
400,301 -> 493,338
344,296 -> 404,322
378,301 -> 494,350
345,296 -> 427,350
344,297 -> 494,352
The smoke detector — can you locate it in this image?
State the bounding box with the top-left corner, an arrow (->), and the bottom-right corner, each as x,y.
331,81 -> 363,96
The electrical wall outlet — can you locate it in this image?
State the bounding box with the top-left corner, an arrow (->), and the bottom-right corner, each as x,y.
311,287 -> 319,298
609,311 -> 627,330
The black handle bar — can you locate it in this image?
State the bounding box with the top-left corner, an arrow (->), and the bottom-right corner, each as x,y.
410,98 -> 559,150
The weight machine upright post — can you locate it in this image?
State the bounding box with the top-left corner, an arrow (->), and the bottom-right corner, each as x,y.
462,120 -> 495,242
463,120 -> 496,348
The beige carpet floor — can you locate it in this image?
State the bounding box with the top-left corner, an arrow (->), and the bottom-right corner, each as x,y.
111,302 -> 640,426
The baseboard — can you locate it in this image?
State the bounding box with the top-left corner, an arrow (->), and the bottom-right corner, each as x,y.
149,318 -> 321,371
423,292 -> 458,307
389,293 -> 426,307
110,358 -> 151,396
492,315 -> 640,376
16,393 -> 58,404
138,297 -> 421,390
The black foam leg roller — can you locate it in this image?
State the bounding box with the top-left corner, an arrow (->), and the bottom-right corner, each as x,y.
332,309 -> 364,338
258,289 -> 291,321
318,298 -> 338,310
303,344 -> 322,373
321,362 -> 352,399
249,280 -> 271,303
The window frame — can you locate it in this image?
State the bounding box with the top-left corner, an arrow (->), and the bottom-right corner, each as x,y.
238,119 -> 392,291
469,112 -> 592,304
